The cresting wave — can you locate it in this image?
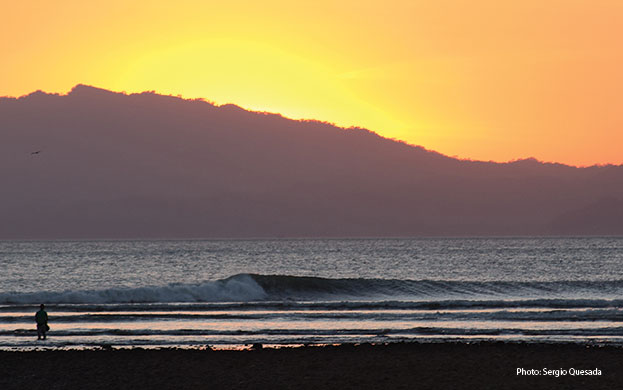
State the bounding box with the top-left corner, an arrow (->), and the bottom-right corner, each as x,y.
2,274 -> 623,304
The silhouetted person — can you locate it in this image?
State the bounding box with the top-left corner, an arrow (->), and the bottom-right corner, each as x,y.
35,304 -> 48,340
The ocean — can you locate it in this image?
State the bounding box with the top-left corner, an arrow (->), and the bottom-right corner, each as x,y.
1,237 -> 623,349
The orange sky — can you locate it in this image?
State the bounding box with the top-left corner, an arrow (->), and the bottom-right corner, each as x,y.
2,0 -> 622,166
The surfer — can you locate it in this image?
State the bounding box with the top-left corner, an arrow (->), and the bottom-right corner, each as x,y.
35,304 -> 49,340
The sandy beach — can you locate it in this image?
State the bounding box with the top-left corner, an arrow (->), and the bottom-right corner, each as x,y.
1,342 -> 620,390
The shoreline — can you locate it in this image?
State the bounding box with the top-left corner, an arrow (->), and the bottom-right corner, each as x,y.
2,342 -> 621,389
4,337 -> 623,351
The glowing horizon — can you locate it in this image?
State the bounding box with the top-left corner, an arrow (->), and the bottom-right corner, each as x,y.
3,0 -> 622,166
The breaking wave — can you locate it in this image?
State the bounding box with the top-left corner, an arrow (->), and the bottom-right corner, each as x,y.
2,274 -> 623,305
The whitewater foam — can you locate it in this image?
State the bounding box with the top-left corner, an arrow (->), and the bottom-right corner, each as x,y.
0,274 -> 267,304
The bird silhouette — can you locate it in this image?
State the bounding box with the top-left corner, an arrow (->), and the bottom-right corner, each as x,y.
30,150 -> 42,155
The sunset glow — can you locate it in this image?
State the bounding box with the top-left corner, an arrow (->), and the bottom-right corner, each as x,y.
3,0 -> 622,166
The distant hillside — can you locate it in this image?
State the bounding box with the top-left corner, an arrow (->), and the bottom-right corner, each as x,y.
1,85 -> 622,238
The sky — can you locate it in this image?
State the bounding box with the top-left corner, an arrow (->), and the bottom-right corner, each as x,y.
2,0 -> 622,166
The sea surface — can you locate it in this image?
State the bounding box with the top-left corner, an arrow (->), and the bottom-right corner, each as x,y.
2,238 -> 623,349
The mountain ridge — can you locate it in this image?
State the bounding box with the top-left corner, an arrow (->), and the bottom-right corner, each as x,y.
10,84 -> 612,168
1,85 -> 622,238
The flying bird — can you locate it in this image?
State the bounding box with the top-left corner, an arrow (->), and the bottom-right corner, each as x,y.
30,150 -> 42,155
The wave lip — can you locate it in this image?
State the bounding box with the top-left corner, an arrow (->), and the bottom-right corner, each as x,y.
249,274 -> 623,297
3,274 -> 623,305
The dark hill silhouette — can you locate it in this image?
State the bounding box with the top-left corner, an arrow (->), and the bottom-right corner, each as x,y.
1,85 -> 622,238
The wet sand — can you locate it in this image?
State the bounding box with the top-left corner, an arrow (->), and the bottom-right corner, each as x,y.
1,342 -> 621,389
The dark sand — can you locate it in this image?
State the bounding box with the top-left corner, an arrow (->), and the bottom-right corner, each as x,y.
1,342 -> 621,389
